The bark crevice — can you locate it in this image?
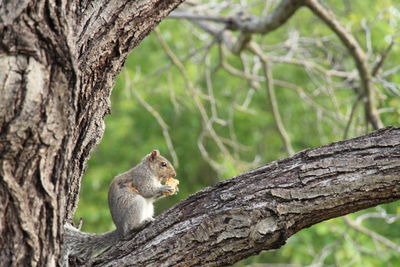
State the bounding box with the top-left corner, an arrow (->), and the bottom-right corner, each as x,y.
85,127 -> 400,267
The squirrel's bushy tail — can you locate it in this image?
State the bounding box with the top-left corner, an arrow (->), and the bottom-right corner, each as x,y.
64,223 -> 120,259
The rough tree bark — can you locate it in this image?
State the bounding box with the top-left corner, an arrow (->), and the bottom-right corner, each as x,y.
0,0 -> 184,266
0,1 -> 399,267
88,126 -> 400,266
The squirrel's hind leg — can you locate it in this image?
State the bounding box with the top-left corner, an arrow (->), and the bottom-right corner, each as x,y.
118,195 -> 154,235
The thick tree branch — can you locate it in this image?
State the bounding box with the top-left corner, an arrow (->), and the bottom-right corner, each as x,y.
170,0 -> 305,34
88,126 -> 400,267
76,0 -> 185,74
170,0 -> 305,54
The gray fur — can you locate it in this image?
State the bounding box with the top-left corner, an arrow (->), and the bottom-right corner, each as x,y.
64,223 -> 120,259
64,150 -> 176,261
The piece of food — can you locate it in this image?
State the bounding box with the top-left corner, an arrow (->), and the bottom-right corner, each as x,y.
163,177 -> 179,196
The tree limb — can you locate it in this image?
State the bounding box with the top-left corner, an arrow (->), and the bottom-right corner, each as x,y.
174,0 -> 387,131
76,0 -> 185,75
304,0 -> 383,130
249,43 -> 295,156
170,0 -> 305,54
170,0 -> 305,34
344,216 -> 400,251
88,126 -> 400,267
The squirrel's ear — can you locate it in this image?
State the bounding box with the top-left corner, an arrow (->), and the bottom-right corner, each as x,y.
148,149 -> 160,162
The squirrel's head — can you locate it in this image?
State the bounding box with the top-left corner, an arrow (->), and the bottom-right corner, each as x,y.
146,149 -> 176,181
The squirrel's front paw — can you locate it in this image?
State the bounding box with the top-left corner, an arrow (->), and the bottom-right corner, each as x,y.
160,185 -> 175,194
163,178 -> 179,195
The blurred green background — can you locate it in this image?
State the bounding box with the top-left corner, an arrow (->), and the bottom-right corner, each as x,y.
75,0 -> 400,265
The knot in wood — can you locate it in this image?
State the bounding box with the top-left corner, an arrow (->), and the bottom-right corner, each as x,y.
250,217 -> 278,242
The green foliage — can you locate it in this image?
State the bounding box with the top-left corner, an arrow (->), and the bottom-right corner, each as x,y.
75,0 -> 399,265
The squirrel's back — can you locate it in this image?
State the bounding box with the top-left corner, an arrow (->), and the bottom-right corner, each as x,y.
64,149 -> 177,262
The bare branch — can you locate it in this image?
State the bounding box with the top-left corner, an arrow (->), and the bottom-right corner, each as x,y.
91,126 -> 400,266
344,216 -> 400,252
124,71 -> 179,168
305,0 -> 383,130
343,96 -> 362,139
250,44 -> 295,155
170,0 -> 306,54
170,0 -> 305,34
372,37 -> 396,77
154,28 -> 233,173
169,11 -> 231,24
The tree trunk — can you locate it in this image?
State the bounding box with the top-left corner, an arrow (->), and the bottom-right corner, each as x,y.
88,126 -> 400,266
0,0 -> 184,266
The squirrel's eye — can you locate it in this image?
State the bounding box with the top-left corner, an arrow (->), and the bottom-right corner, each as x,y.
160,162 -> 167,167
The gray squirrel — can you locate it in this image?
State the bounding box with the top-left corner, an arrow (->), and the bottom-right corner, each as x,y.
64,149 -> 177,260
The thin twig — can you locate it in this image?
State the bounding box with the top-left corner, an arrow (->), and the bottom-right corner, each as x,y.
343,95 -> 362,139
124,71 -> 179,167
251,44 -> 295,155
305,0 -> 383,130
154,28 -> 233,173
372,38 -> 395,77
344,216 -> 400,252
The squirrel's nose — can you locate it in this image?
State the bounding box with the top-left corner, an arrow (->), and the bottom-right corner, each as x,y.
172,171 -> 176,177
